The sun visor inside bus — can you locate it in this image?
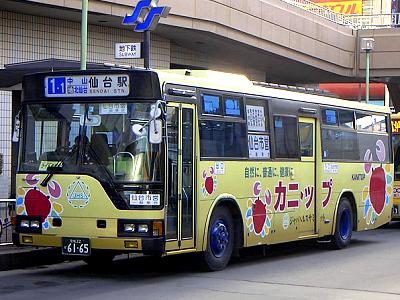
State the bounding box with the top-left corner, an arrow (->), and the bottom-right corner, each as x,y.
21,70 -> 162,102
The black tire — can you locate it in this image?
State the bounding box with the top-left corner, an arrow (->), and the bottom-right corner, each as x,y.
83,250 -> 115,268
200,206 -> 234,271
330,198 -> 353,249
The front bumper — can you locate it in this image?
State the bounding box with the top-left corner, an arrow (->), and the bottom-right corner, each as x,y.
18,234 -> 165,255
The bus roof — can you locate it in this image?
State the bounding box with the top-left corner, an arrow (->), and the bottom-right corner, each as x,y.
157,69 -> 390,114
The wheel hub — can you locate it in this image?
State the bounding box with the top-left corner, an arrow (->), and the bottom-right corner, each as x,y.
210,219 -> 229,257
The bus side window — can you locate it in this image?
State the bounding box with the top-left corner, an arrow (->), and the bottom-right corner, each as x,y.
200,120 -> 247,158
273,116 -> 299,158
299,122 -> 313,157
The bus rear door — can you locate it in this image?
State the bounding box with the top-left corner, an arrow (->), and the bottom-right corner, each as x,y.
298,117 -> 317,237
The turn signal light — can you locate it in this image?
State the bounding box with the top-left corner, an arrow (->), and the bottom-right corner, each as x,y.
152,221 -> 163,236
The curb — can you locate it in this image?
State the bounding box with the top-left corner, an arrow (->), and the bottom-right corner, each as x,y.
0,247 -> 65,271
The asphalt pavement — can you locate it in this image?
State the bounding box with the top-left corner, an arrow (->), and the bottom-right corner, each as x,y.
0,245 -> 64,271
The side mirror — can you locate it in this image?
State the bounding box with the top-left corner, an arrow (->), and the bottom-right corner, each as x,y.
150,103 -> 162,119
149,119 -> 162,144
12,114 -> 21,142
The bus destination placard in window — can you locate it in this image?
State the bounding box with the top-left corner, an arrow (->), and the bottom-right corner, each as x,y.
44,74 -> 130,97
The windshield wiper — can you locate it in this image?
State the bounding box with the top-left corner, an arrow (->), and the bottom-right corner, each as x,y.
84,143 -> 117,185
40,146 -> 78,187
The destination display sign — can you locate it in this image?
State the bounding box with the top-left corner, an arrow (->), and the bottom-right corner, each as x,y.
44,74 -> 130,98
392,120 -> 400,133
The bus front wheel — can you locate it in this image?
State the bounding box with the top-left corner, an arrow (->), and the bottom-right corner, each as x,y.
330,198 -> 353,249
200,206 -> 234,271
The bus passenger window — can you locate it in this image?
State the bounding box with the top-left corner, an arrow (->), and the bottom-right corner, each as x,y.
322,109 -> 338,126
339,110 -> 355,129
356,113 -> 373,131
372,115 -> 387,132
224,97 -> 242,117
200,120 -> 247,158
273,116 -> 299,158
299,122 -> 313,157
202,94 -> 222,115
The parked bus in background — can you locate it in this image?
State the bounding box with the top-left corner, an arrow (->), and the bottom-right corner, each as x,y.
391,113 -> 400,219
14,69 -> 393,271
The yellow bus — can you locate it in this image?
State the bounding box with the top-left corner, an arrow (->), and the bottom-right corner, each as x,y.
391,113 -> 400,219
14,69 -> 393,271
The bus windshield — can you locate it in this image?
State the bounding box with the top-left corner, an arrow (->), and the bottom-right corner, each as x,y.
19,102 -> 163,183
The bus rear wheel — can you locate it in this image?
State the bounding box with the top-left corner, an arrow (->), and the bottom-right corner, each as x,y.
200,206 -> 234,271
330,198 -> 353,249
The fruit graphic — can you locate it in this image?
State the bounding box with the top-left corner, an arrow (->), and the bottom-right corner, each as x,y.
16,174 -> 64,230
24,188 -> 51,222
363,140 -> 393,224
369,166 -> 386,215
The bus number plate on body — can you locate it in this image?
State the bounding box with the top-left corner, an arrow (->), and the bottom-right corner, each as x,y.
62,237 -> 91,256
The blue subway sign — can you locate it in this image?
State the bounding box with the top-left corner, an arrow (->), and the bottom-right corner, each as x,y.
122,0 -> 170,32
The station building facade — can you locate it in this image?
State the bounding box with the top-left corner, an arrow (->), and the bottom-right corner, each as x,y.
0,3 -> 267,198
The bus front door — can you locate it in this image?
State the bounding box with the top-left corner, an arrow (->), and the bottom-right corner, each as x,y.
165,104 -> 196,251
298,117 -> 317,236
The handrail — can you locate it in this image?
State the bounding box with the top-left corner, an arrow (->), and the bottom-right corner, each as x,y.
278,0 -> 400,29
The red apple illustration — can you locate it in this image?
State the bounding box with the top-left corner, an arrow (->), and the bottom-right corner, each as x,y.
369,166 -> 386,215
25,188 -> 51,222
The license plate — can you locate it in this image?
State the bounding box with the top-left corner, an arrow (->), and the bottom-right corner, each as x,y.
62,237 -> 91,256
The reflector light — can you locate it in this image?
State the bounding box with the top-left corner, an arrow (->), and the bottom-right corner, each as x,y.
124,241 -> 139,248
22,236 -> 33,243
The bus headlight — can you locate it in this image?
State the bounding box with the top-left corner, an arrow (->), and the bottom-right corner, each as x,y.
124,223 -> 136,232
137,224 -> 149,233
118,220 -> 163,237
20,220 -> 30,228
16,216 -> 42,233
30,220 -> 40,229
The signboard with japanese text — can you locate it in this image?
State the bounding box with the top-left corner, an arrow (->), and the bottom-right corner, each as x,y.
310,0 -> 362,14
248,134 -> 270,159
392,120 -> 400,133
45,74 -> 130,98
100,103 -> 128,115
115,43 -> 141,59
130,193 -> 160,206
246,105 -> 265,132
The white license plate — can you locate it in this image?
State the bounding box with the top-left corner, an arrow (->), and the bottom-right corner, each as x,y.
62,237 -> 91,256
